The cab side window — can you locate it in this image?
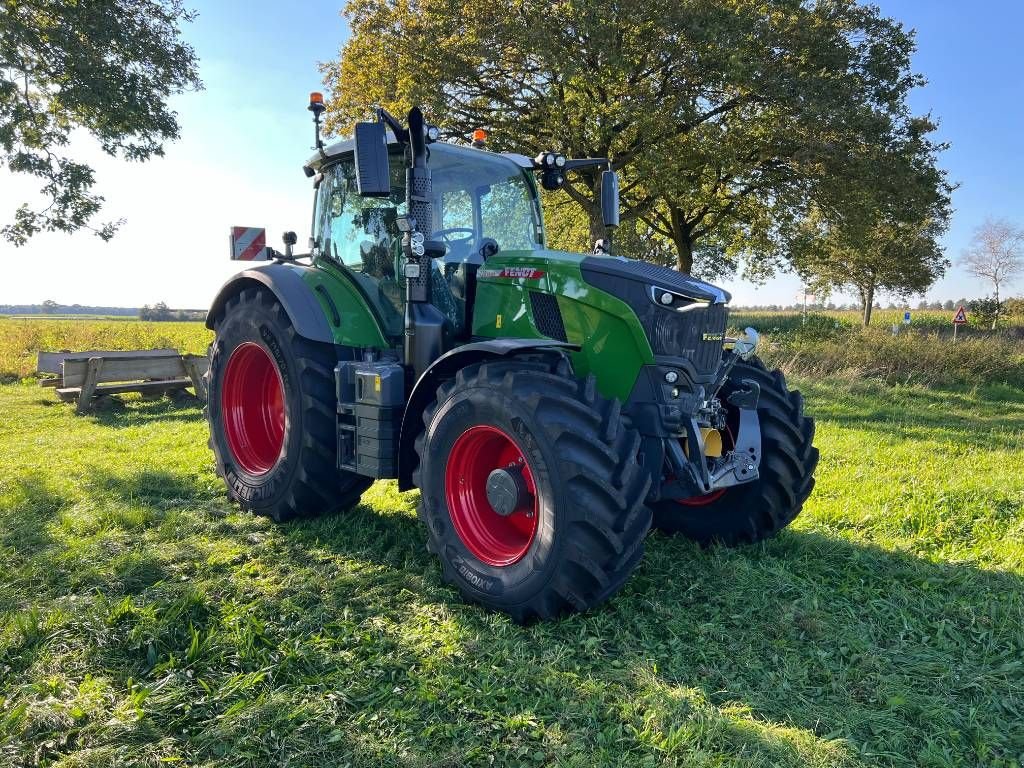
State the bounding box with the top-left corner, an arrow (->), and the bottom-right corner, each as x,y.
319,158 -> 407,277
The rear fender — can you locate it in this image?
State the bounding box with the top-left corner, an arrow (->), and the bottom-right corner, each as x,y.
397,339 -> 578,490
206,262 -> 390,349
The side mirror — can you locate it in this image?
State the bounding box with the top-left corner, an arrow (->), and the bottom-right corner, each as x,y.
601,169 -> 620,229
353,121 -> 391,197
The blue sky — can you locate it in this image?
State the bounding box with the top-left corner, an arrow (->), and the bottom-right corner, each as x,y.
1,0 -> 1022,308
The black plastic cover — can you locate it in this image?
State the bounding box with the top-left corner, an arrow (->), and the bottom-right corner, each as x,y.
581,256 -> 730,304
581,260 -> 729,384
353,121 -> 391,197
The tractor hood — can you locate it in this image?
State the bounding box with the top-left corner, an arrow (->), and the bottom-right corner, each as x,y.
580,256 -> 730,305
579,255 -> 731,385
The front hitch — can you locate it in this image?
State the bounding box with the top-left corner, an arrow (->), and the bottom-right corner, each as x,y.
661,377 -> 763,500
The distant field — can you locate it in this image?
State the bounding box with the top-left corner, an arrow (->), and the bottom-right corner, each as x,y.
1,314 -> 141,321
732,308 -> 1024,334
2,310 -> 1023,388
0,319 -> 212,381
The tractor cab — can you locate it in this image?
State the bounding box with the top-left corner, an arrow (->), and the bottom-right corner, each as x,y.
308,139 -> 544,342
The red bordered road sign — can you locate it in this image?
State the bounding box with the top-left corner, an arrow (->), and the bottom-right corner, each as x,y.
952,305 -> 968,325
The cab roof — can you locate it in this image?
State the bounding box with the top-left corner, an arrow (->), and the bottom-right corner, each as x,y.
304,134 -> 533,176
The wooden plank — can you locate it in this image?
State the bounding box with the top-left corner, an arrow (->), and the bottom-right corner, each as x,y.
61,355 -> 186,388
97,379 -> 192,396
37,348 -> 178,375
182,354 -> 209,401
38,377 -> 62,388
57,378 -> 192,401
76,357 -> 104,414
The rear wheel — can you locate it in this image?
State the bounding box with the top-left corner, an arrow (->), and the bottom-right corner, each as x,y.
205,287 -> 371,522
652,356 -> 818,545
414,355 -> 651,623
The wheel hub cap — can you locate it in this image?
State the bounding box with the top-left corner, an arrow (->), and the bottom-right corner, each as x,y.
485,465 -> 529,517
445,425 -> 538,566
221,342 -> 285,475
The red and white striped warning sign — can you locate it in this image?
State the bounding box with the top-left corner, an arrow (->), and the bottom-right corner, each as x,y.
230,227 -> 268,261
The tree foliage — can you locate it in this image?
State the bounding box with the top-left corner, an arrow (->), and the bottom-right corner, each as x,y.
790,114 -> 952,326
0,0 -> 202,245
961,218 -> 1024,328
324,0 -> 946,279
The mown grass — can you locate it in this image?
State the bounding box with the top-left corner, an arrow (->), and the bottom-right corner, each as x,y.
1,374 -> 1022,767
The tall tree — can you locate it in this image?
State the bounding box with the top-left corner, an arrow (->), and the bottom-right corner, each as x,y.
0,0 -> 201,245
961,218 -> 1024,329
791,113 -> 952,326
323,0 -> 941,277
794,216 -> 948,326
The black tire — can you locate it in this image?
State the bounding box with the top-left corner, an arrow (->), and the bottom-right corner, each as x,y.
414,355 -> 651,623
652,356 -> 818,545
205,287 -> 371,522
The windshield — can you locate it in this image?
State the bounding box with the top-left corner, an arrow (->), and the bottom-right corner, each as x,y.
429,144 -> 545,261
312,144 -> 543,268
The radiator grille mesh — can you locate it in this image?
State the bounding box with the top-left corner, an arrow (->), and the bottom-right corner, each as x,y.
530,291 -> 568,342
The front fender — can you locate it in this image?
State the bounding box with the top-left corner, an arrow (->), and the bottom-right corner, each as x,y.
397,339 -> 578,490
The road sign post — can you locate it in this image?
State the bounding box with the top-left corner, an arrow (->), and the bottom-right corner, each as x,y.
952,305 -> 967,342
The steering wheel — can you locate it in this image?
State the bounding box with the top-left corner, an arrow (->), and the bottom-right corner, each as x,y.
431,227 -> 475,264
431,227 -> 475,247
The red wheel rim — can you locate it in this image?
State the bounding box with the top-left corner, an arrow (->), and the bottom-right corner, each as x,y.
678,486 -> 727,507
445,425 -> 539,567
221,342 -> 285,475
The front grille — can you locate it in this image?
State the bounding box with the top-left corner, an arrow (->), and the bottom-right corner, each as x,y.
530,291 -> 567,342
650,303 -> 728,371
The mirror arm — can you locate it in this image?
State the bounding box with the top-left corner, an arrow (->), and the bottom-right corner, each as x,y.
376,107 -> 409,144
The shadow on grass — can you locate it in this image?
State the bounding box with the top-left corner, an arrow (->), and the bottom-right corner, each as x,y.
263,500 -> 1020,766
26,391 -> 209,427
5,472 -> 1021,765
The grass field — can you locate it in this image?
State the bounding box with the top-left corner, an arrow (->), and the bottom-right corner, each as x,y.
2,366 -> 1022,765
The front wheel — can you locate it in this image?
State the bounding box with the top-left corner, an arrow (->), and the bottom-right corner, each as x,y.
652,356 -> 818,545
205,287 -> 371,522
414,356 -> 651,623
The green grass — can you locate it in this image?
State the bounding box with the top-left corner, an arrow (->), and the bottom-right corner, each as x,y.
1,377 -> 1022,767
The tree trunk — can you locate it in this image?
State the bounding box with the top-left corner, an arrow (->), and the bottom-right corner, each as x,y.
993,283 -> 1000,330
588,205 -> 607,251
674,234 -> 694,273
667,206 -> 695,273
861,284 -> 875,327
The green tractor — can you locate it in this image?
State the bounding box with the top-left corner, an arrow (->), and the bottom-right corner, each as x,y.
205,95 -> 818,622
